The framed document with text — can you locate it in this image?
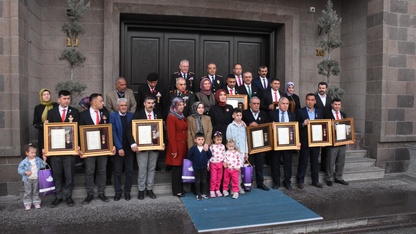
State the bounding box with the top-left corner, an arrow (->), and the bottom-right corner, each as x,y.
247,123 -> 273,154
44,122 -> 78,156
307,119 -> 333,147
79,123 -> 113,157
226,94 -> 248,110
272,122 -> 300,151
332,117 -> 355,146
132,119 -> 164,151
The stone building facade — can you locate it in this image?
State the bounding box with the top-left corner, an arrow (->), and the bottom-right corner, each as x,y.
0,0 -> 414,196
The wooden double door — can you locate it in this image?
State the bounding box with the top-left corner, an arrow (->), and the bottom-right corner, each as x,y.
121,25 -> 271,93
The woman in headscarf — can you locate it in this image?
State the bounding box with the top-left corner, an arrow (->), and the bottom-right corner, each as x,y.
32,88 -> 57,155
165,97 -> 188,197
209,89 -> 234,145
284,82 -> 301,112
195,77 -> 216,115
187,102 -> 213,149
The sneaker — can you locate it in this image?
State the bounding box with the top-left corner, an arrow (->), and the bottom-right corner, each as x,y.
222,190 -> 229,197
215,190 -> 223,197
210,191 -> 216,198
196,195 -> 202,201
239,187 -> 246,195
24,205 -> 31,211
232,193 -> 239,199
201,194 -> 209,200
34,204 -> 41,209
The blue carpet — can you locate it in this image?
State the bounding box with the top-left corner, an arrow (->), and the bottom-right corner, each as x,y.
181,189 -> 322,232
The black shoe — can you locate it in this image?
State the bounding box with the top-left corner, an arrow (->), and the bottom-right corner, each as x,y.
297,183 -> 304,189
138,191 -> 145,200
284,184 -> 292,190
326,181 -> 333,187
114,193 -> 121,201
146,190 -> 156,199
66,197 -> 74,207
272,184 -> 280,189
312,182 -> 323,188
50,198 -> 62,208
98,194 -> 109,202
335,179 -> 349,185
83,194 -> 94,204
125,193 -> 131,201
257,184 -> 270,191
175,193 -> 185,198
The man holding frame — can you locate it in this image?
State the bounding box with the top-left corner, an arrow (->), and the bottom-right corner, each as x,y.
268,97 -> 296,190
46,90 -> 79,208
325,98 -> 349,186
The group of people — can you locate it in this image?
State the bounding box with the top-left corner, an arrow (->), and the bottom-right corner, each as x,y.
19,60 -> 350,209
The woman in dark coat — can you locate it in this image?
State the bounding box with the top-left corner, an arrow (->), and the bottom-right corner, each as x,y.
284,82 -> 301,112
209,89 -> 234,145
165,97 -> 188,197
33,88 -> 57,155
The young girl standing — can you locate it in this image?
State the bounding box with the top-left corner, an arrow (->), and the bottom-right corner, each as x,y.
222,139 -> 242,199
17,143 -> 46,210
209,131 -> 225,198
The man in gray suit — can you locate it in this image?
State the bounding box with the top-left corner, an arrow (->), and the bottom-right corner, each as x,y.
106,77 -> 137,113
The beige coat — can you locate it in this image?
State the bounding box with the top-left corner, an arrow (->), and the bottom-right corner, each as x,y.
187,115 -> 213,149
105,88 -> 137,113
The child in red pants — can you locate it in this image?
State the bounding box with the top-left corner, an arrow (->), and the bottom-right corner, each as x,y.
209,131 -> 225,198
222,139 -> 242,199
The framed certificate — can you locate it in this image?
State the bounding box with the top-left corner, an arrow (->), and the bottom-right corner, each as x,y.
43,122 -> 78,156
132,119 -> 164,151
246,123 -> 273,154
272,122 -> 300,151
332,117 -> 355,146
307,119 -> 333,147
79,123 -> 114,157
226,94 -> 248,110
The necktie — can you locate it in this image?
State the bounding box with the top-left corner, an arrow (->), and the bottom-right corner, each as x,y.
237,76 -> 242,86
247,85 -> 252,97
148,114 -> 152,120
274,91 -> 278,102
262,79 -> 267,89
336,111 -> 340,120
230,89 -> 233,95
61,109 -> 66,122
95,110 -> 99,125
281,111 -> 285,122
210,76 -> 214,84
184,73 -> 187,79
151,88 -> 154,93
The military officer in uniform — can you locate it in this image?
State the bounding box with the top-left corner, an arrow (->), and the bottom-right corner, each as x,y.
169,59 -> 196,92
167,77 -> 195,117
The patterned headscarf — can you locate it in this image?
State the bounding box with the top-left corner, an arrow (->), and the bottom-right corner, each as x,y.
285,82 -> 295,97
169,97 -> 185,120
214,89 -> 227,107
191,102 -> 204,135
39,88 -> 54,123
199,77 -> 212,96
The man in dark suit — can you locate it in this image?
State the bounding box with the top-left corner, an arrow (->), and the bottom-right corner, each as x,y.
296,93 -> 324,189
242,96 -> 269,191
233,63 -> 244,87
167,77 -> 195,117
46,90 -> 79,208
315,81 -> 332,172
137,73 -> 165,117
253,66 -> 270,98
261,77 -> 284,113
200,63 -> 224,93
225,74 -> 238,95
109,98 -> 134,201
79,93 -> 114,204
325,98 -> 349,187
268,97 -> 297,190
129,96 -> 163,200
169,59 -> 196,92
237,71 -> 261,99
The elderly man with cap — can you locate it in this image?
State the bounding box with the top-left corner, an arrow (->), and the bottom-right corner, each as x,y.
137,73 -> 165,116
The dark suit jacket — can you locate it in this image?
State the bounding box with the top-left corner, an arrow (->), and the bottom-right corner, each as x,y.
237,83 -> 262,99
109,111 -> 133,150
242,109 -> 268,125
170,71 -> 196,92
285,93 -> 301,112
315,94 -> 332,119
209,104 -> 234,144
137,83 -> 165,117
261,89 -> 284,112
225,86 -> 238,95
47,106 -> 80,123
200,75 -> 225,93
253,77 -> 270,98
78,108 -> 110,126
268,109 -> 296,122
296,107 -> 323,147
330,110 -> 347,120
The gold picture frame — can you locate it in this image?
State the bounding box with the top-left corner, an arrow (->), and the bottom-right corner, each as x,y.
226,94 -> 248,110
247,123 -> 273,154
79,123 -> 114,157
307,119 -> 333,147
43,122 -> 79,156
132,119 -> 164,151
272,122 -> 300,151
333,117 -> 355,146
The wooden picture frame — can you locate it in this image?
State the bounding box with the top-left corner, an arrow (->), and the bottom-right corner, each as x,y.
272,122 -> 300,151
307,119 -> 333,147
247,123 -> 273,154
79,123 -> 114,157
132,119 -> 164,151
43,122 -> 79,156
332,117 -> 355,146
226,94 -> 248,110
